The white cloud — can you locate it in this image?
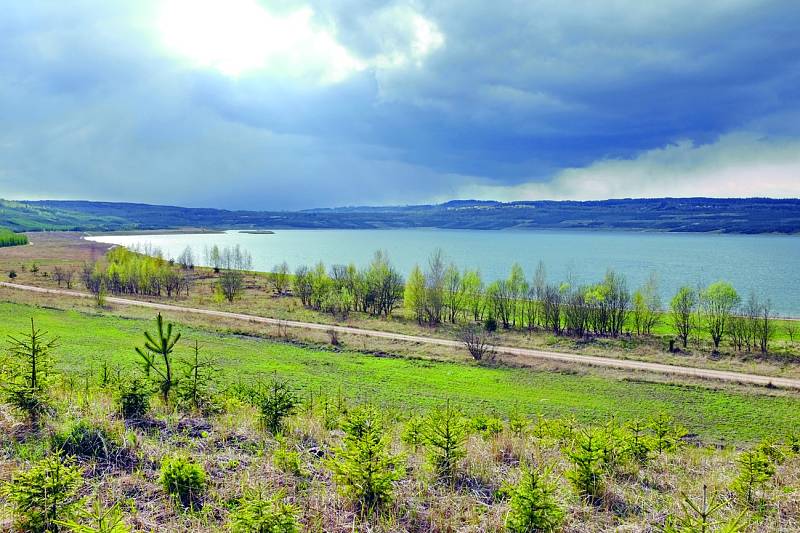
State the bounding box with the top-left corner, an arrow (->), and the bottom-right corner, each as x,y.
458,133 -> 800,200
157,0 -> 443,83
370,5 -> 445,68
157,0 -> 365,81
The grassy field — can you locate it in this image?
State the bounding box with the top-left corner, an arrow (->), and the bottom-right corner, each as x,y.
2,273 -> 800,530
1,301 -> 798,445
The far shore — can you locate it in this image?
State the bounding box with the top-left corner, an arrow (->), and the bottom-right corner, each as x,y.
82,228 -> 225,237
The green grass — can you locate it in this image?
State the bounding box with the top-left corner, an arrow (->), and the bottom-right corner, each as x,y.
1,301 -> 798,444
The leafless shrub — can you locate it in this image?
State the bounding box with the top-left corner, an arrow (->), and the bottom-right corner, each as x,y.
459,324 -> 496,362
785,319 -> 796,345
275,321 -> 289,339
327,328 -> 340,346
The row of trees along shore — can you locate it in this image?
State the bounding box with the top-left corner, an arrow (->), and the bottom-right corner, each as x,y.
79,244 -> 252,303
65,244 -> 786,353
281,249 -> 781,354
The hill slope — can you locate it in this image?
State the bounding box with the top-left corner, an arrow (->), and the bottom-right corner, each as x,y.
2,197 -> 799,234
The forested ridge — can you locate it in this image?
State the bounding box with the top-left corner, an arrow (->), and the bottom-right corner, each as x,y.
3,197 -> 799,233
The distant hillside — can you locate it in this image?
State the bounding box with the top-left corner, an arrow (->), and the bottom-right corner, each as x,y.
2,197 -> 799,234
0,199 -> 130,232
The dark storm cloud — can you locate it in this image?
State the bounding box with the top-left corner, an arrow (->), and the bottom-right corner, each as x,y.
1,0 -> 799,209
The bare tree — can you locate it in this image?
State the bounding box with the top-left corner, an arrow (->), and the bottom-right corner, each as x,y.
542,284 -> 562,335
424,249 -> 446,325
728,315 -> 747,352
487,280 -> 513,329
81,262 -> 95,290
270,261 -> 291,296
458,324 -> 496,362
206,245 -> 223,273
532,261 -> 547,328
757,298 -> 774,353
218,270 -> 244,302
742,291 -> 760,352
443,263 -> 464,323
215,245 -> 252,302
177,246 -> 194,270
62,269 -> 74,289
604,270 -> 630,337
52,266 -> 66,287
563,285 -> 589,337
365,250 -> 404,317
785,320 -> 797,344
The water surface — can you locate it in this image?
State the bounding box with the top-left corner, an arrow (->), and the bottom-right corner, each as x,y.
87,229 -> 800,316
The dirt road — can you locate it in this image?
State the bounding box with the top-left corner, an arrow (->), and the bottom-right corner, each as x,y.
3,281 -> 799,390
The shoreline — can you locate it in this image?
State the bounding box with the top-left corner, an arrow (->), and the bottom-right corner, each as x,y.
83,227 -> 224,236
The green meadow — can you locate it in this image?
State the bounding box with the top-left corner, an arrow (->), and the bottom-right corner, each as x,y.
1,301 -> 797,444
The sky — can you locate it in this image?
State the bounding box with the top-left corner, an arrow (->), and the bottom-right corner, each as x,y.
1,0 -> 799,210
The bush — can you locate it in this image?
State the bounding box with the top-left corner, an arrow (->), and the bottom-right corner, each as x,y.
3,386 -> 53,424
254,380 -> 298,435
424,403 -> 467,480
176,342 -> 221,414
650,413 -> 686,454
788,433 -> 800,455
459,324 -> 497,362
273,443 -> 306,478
327,406 -> 404,510
1,318 -> 58,424
117,378 -> 151,419
623,419 -> 654,465
160,455 -> 207,509
228,490 -> 300,533
754,439 -> 785,465
471,415 -> 504,439
58,495 -> 131,533
2,453 -> 84,532
732,449 -> 775,507
505,467 -> 564,532
565,429 -> 607,502
401,415 -> 425,450
664,485 -> 747,532
509,411 -> 528,436
52,419 -> 122,462
483,316 -> 498,332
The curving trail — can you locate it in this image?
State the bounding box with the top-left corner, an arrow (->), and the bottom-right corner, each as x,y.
2,281 -> 799,391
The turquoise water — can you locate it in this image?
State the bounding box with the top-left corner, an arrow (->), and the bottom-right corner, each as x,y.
87,229 -> 800,316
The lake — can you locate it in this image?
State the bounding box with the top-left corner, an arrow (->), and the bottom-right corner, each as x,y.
86,229 -> 800,316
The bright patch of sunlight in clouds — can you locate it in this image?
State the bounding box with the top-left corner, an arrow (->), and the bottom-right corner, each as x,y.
157,0 -> 443,82
158,0 -> 364,81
